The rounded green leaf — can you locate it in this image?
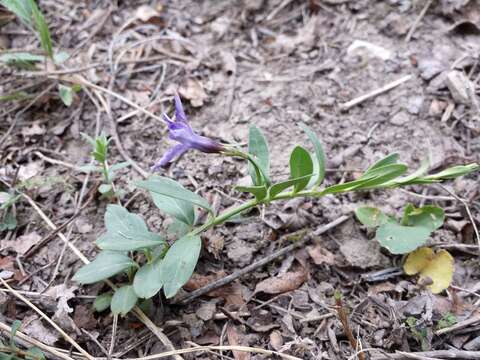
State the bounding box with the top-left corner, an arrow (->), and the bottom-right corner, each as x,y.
355,207 -> 391,228
376,222 -> 431,254
93,293 -> 112,312
111,285 -> 138,316
401,205 -> 444,232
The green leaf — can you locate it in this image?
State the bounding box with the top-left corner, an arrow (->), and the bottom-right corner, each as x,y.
93,293 -> 112,312
166,219 -> 191,238
0,211 -> 17,231
383,159 -> 430,187
248,125 -> 270,185
0,0 -> 32,24
98,184 -> 112,194
376,222 -> 431,254
234,184 -> 267,201
0,91 -> 29,102
289,146 -> 313,193
401,204 -> 444,231
150,191 -> 195,225
159,235 -> 201,298
423,164 -> 480,180
137,176 -> 211,214
58,84 -> 74,106
321,164 -> 408,195
110,285 -> 138,316
354,164 -> 408,190
72,251 -> 137,284
364,153 -> 399,175
10,320 -> 21,347
25,347 -> 45,360
96,205 -> 165,251
133,259 -> 164,299
268,174 -> 313,198
0,52 -> 43,69
107,161 -> 131,180
28,0 -> 53,58
298,123 -> 326,186
355,207 -> 392,228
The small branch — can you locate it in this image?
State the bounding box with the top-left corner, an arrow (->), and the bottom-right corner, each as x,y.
405,0 -> 435,43
340,75 -> 413,110
174,215 -> 349,304
335,291 -> 365,360
0,321 -> 75,360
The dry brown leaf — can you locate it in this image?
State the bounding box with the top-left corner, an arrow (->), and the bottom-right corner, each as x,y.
185,273 -> 245,306
23,316 -> 59,345
269,330 -> 283,351
306,245 -> 335,265
226,324 -> 250,360
254,270 -> 307,295
135,5 -> 162,23
2,232 -> 42,255
178,78 -> 208,107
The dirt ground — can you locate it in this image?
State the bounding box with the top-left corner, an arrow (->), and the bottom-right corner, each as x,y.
1,0 -> 480,359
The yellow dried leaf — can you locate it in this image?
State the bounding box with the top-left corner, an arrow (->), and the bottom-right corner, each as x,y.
403,247 -> 454,294
404,247 -> 434,275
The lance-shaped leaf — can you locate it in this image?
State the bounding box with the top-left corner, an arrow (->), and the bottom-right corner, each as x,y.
289,146 -> 313,193
248,125 -> 270,185
158,235 -> 201,298
73,252 -> 137,284
298,123 -> 326,186
235,184 -> 267,201
137,176 -> 212,214
268,174 -> 313,199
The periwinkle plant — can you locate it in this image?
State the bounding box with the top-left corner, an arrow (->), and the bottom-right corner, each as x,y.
73,95 -> 480,316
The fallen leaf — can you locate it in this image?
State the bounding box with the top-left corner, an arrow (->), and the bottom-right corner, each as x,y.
306,245 -> 335,265
73,305 -> 97,330
135,4 -> 162,23
254,270 -> 307,295
226,324 -> 250,360
185,273 -> 245,306
269,330 -> 283,351
404,247 -> 454,294
44,284 -> 77,313
23,316 -> 59,345
196,302 -> 216,321
178,78 -> 208,107
1,232 -> 42,255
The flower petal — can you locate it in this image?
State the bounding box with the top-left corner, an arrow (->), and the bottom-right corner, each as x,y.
151,143 -> 189,171
174,94 -> 187,122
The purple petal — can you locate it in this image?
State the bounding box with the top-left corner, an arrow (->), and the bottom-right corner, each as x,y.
151,143 -> 189,171
174,94 -> 187,122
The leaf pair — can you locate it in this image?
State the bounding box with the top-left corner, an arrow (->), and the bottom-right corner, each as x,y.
323,153 -> 408,194
355,204 -> 445,254
241,123 -> 326,200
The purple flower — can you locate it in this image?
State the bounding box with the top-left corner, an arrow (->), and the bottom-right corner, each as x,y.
152,94 -> 224,170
